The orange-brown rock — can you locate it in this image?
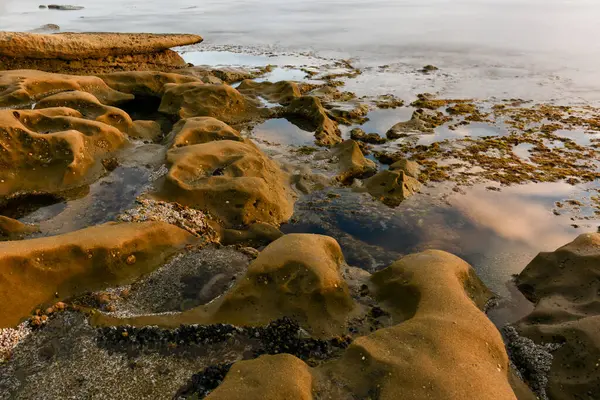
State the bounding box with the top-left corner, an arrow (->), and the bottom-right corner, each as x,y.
0,107 -> 126,199
34,91 -> 161,140
157,140 -> 294,227
194,249 -> 521,400
364,169 -> 421,206
158,82 -> 262,124
99,71 -> 202,98
206,354 -> 313,400
0,221 -> 194,328
93,234 -> 356,337
515,233 -> 600,400
284,96 -> 341,146
0,32 -> 202,59
321,250 -> 515,400
328,140 -> 376,184
0,215 -> 39,239
0,69 -> 133,108
0,32 -> 202,73
0,50 -> 190,74
167,117 -> 242,148
237,80 -> 301,105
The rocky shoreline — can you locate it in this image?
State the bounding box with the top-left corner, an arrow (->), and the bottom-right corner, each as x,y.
0,31 -> 599,399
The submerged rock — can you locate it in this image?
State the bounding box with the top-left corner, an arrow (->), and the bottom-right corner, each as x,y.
0,216 -> 39,240
158,140 -> 294,227
0,221 -> 194,328
515,233 -> 600,400
0,107 -> 126,199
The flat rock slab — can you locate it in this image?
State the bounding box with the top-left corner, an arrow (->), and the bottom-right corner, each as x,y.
0,32 -> 203,59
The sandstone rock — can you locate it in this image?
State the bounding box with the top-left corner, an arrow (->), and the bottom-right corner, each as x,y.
158,140 -> 294,227
0,221 -> 194,327
364,170 -> 421,206
0,215 -> 39,239
320,250 -> 516,399
386,114 -> 434,139
170,66 -> 225,84
159,83 -> 261,124
0,32 -> 202,73
99,71 -> 201,98
35,90 -> 161,140
326,101 -> 370,125
206,354 -> 313,400
0,50 -> 191,74
349,127 -> 387,144
515,233 -> 600,400
96,234 -> 355,337
237,80 -> 301,105
284,96 -> 341,146
0,70 -> 133,108
167,117 -> 242,148
0,32 -> 202,59
329,140 -> 377,184
220,222 -> 284,247
0,107 -> 126,199
389,159 -> 420,179
209,250 -> 521,400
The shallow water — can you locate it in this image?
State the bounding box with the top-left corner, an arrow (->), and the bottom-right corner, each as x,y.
2,0 -> 600,102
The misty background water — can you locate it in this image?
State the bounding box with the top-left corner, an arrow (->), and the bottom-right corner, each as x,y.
1,0 -> 600,102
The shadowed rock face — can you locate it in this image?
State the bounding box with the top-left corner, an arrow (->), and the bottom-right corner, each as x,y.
0,107 -> 126,199
515,233 -> 600,400
0,32 -> 203,59
34,91 -> 161,141
364,169 -> 421,207
284,96 -> 342,146
0,216 -> 39,240
158,139 -> 294,227
0,221 -> 194,328
201,250 -> 519,400
0,69 -> 133,108
328,139 -> 377,184
98,71 -> 202,98
0,32 -> 203,74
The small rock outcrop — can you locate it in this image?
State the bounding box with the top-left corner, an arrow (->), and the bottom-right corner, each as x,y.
94,234 -> 356,338
159,83 -> 261,124
284,96 -> 342,146
158,140 -> 294,227
34,91 -> 161,141
329,140 -> 377,184
0,69 -> 133,108
0,32 -> 203,73
0,215 -> 39,239
0,221 -> 194,328
99,71 -> 202,98
515,233 -> 600,400
0,107 -> 126,199
389,158 -> 420,179
237,80 -> 301,105
364,169 -> 421,206
167,117 -> 242,148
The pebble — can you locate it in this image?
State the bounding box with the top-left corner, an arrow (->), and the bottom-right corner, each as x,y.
0,323 -> 32,363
